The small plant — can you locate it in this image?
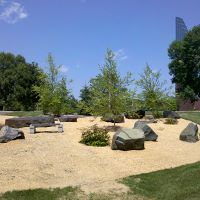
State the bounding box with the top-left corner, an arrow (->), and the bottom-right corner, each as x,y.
80,125 -> 110,147
164,118 -> 178,125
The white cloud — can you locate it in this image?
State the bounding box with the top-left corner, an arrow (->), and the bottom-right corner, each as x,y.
60,65 -> 69,74
0,1 -> 28,24
114,49 -> 128,61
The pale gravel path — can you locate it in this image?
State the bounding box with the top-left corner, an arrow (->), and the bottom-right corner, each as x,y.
0,116 -> 200,193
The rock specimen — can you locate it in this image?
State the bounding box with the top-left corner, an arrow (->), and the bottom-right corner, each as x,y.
59,115 -> 77,122
134,121 -> 158,141
163,111 -> 180,119
180,123 -> 199,143
111,128 -> 145,150
0,126 -> 25,143
5,116 -> 55,128
101,114 -> 125,123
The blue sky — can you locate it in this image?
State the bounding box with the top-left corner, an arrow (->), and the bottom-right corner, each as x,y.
0,0 -> 200,98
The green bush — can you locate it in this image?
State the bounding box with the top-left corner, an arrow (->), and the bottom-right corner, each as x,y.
164,118 -> 178,125
125,111 -> 141,119
152,111 -> 163,119
80,125 -> 110,147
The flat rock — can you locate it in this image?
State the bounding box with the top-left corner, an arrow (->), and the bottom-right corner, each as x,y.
111,128 -> 145,150
101,115 -> 125,123
59,115 -> 77,122
5,116 -> 55,128
134,121 -> 158,141
0,126 -> 25,143
163,111 -> 180,119
180,123 -> 199,143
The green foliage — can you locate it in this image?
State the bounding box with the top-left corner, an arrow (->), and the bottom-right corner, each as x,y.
164,118 -> 178,125
0,52 -> 42,111
78,85 -> 92,115
33,53 -> 71,115
125,111 -> 141,119
168,25 -> 200,101
90,49 -> 133,120
136,64 -> 174,113
152,111 -> 163,119
80,125 -> 110,146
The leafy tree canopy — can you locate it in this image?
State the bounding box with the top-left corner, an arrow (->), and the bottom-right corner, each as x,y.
136,64 -> 175,113
168,25 -> 200,101
89,49 -> 133,118
0,52 -> 42,111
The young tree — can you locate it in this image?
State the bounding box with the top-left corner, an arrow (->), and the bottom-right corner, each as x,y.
90,49 -> 132,124
34,53 -> 71,115
136,64 -> 174,116
168,25 -> 200,102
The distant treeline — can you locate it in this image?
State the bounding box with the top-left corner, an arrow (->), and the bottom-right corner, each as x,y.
0,51 -> 176,116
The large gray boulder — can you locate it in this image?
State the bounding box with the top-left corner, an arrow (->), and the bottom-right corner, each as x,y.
59,115 -> 77,122
134,121 -> 158,141
180,123 -> 199,143
111,128 -> 145,150
5,116 -> 55,128
0,126 -> 25,143
102,114 -> 125,123
163,111 -> 180,119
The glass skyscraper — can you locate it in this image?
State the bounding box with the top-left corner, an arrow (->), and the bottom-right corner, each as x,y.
176,17 -> 188,41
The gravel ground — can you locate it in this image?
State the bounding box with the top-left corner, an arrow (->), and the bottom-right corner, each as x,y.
0,116 -> 200,193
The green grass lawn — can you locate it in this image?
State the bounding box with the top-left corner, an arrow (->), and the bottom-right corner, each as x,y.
178,111 -> 200,124
122,161 -> 200,200
0,111 -> 43,117
1,162 -> 200,200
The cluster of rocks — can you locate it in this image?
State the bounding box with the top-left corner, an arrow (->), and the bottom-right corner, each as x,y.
111,110 -> 199,150
111,120 -> 158,151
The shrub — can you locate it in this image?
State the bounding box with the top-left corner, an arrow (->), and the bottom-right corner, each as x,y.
164,118 -> 178,125
152,111 -> 163,119
125,111 -> 141,119
80,125 -> 110,147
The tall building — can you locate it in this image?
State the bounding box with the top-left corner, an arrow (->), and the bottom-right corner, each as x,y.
176,17 -> 188,41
